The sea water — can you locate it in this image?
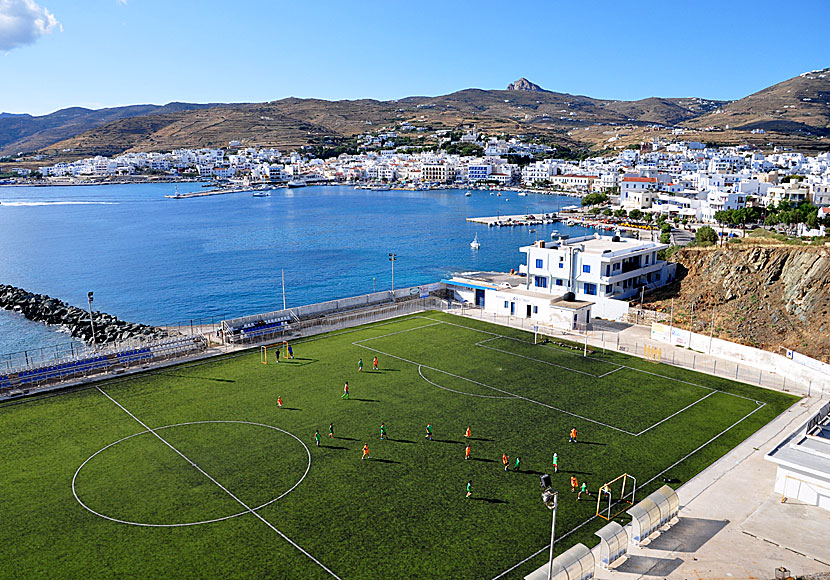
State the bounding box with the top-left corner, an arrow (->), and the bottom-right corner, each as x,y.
0,183 -> 594,355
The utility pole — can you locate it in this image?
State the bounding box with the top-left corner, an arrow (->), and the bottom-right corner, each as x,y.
87,292 -> 97,351
389,253 -> 397,299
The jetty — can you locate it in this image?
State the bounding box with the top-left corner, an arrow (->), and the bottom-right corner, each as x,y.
165,186 -> 256,199
466,213 -> 560,227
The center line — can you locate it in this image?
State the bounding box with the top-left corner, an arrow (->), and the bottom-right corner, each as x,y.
95,386 -> 341,580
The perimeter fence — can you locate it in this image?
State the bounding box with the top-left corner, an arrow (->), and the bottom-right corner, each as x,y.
450,305 -> 828,399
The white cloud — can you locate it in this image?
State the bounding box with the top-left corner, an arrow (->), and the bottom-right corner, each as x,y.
0,0 -> 61,51
116,0 -> 127,5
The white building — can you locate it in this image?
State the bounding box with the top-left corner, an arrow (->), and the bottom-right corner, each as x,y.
766,402 -> 830,511
620,176 -> 659,209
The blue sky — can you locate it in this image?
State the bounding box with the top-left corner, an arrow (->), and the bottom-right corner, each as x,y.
2,0 -> 829,116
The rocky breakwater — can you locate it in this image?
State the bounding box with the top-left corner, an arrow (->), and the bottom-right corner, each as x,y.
0,284 -> 168,345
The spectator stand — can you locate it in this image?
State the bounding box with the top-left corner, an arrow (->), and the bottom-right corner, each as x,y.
0,335 -> 207,397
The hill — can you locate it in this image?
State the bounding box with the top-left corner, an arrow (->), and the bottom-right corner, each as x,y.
0,102 -> 220,156
689,68 -> 830,136
7,72 -> 830,159
644,245 -> 830,362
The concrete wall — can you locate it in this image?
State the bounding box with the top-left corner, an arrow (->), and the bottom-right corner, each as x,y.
590,298 -> 630,321
651,324 -> 830,391
774,466 -> 830,510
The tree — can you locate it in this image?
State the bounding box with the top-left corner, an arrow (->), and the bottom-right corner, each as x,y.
695,225 -> 718,245
660,232 -> 672,244
613,209 -> 627,218
629,209 -> 643,221
602,208 -> 612,216
581,192 -> 609,207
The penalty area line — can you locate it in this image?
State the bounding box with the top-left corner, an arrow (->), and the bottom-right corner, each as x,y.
93,386 -> 342,580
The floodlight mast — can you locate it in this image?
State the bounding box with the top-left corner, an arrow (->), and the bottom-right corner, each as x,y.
87,291 -> 97,351
540,481 -> 559,580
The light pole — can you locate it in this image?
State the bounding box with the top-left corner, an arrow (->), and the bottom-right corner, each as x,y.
388,253 -> 397,298
540,474 -> 559,580
87,291 -> 97,350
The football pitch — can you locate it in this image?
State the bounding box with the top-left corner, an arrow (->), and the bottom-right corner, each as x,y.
0,312 -> 797,579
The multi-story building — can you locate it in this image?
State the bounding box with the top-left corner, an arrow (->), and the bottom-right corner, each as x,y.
620,176 -> 659,209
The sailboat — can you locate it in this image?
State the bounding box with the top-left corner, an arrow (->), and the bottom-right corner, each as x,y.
470,233 -> 481,250
465,191 -> 472,197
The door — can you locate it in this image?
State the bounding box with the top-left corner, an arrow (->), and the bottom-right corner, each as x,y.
475,289 -> 485,307
526,304 -> 532,318
510,302 -> 516,316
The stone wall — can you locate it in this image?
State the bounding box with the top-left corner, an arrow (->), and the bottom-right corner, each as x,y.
0,284 -> 167,345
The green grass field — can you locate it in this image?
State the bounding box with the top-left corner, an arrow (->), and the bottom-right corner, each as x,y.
0,312 -> 797,579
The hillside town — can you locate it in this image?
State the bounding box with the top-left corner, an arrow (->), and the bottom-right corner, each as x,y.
5,129 -> 830,231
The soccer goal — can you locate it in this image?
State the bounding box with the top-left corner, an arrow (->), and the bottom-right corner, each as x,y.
596,473 -> 637,520
260,342 -> 288,364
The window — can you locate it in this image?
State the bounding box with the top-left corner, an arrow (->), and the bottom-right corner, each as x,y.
558,262 -> 564,269
644,255 -> 649,265
605,265 -> 611,277
533,306 -> 538,314
555,279 -> 564,286
613,262 -> 620,271
605,285 -> 612,293
504,301 -> 509,308
534,276 -> 547,288
583,265 -> 591,273
535,259 -> 543,269
584,283 -> 597,296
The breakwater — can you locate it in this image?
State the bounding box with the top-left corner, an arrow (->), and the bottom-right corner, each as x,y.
0,285 -> 167,345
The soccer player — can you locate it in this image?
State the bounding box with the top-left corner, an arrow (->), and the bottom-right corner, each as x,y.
465,444 -> 471,460
552,452 -> 558,473
569,427 -> 578,443
362,444 -> 370,460
466,480 -> 473,498
314,430 -> 321,447
578,482 -> 589,501
425,423 -> 433,440
380,422 -> 387,440
502,453 -> 510,471
465,426 -> 472,439
277,396 -> 283,409
329,423 -> 335,438
358,358 -> 363,372
342,382 -> 350,399
274,348 -> 280,364
288,344 -> 294,359
570,476 -> 578,492
514,456 -> 521,472
373,356 -> 378,371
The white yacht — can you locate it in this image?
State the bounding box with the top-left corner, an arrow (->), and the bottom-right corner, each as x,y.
470,234 -> 480,250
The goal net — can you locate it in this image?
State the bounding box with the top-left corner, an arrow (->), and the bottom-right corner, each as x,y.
596,473 -> 637,520
260,342 -> 288,364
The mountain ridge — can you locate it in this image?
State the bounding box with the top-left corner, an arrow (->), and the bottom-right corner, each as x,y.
3,71 -> 828,158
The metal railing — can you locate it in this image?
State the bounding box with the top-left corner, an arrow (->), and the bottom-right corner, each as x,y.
449,306 -> 828,398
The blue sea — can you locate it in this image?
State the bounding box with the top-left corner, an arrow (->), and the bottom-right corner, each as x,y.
0,183 -> 593,355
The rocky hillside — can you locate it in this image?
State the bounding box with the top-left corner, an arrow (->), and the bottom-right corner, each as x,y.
643,246 -> 830,362
690,68 -> 830,136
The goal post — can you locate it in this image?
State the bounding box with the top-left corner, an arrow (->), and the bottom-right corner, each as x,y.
260,342 -> 289,364
596,473 -> 637,520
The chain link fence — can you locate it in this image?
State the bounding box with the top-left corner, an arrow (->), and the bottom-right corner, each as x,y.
449,306 -> 827,399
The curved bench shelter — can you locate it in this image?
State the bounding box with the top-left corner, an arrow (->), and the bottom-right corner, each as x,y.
594,520 -> 628,568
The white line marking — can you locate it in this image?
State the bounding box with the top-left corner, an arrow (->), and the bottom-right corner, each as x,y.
353,343 -> 636,435
72,420 -> 311,527
635,390 -> 718,436
93,387 -> 342,580
418,366 -> 516,399
352,321 -> 444,346
597,366 -> 623,378
475,341 -> 597,377
491,399 -> 768,580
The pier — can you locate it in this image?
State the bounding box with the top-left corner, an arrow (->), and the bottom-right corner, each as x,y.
466,213 -> 560,227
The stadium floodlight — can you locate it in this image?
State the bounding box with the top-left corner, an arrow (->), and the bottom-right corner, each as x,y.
87,291 -> 97,351
540,486 -> 558,580
540,473 -> 552,489
388,253 -> 397,297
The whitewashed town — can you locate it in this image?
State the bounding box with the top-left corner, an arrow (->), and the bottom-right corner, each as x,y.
12,128 -> 829,234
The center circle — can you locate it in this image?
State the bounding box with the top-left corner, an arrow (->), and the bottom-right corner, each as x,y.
72,420 -> 311,527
